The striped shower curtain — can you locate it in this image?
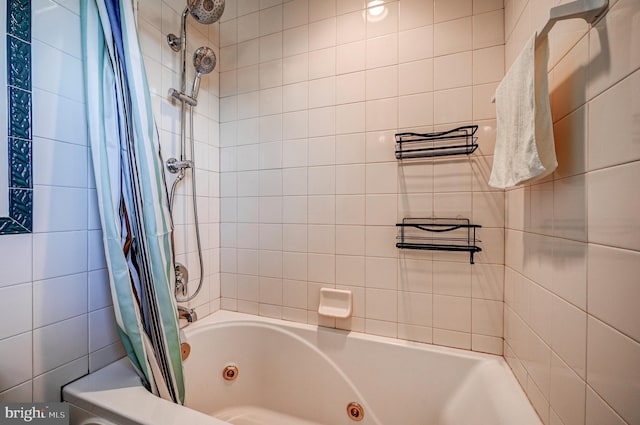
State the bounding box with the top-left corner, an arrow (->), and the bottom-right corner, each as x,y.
80,0 -> 185,404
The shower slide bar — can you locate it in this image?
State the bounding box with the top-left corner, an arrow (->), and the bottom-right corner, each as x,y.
536,0 -> 608,42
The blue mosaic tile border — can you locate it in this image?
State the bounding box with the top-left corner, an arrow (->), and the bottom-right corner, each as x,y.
1,0 -> 32,235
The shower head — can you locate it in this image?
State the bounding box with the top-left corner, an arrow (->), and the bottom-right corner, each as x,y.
190,46 -> 216,101
188,0 -> 225,24
193,46 -> 216,75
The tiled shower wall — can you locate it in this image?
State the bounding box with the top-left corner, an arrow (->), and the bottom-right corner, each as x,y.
218,0 -> 507,353
503,0 -> 640,424
0,0 -> 220,402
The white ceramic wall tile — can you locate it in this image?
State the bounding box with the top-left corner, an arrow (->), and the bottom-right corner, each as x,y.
434,87 -> 472,124
260,251 -> 283,278
259,5 -> 283,36
33,315 -> 88,375
307,253 -> 335,284
398,26 -> 434,63
473,0 -> 503,15
585,386 -> 627,425
0,382 -> 32,404
237,275 -> 259,301
472,298 -> 503,337
309,47 -> 336,79
89,307 -> 119,353
307,195 -> 335,224
399,0 -> 434,31
472,10 -> 504,49
587,0 -> 640,100
366,66 -> 399,100
237,44 -> 260,71
0,332 -> 32,393
0,284 -> 33,339
309,77 -> 336,108
308,225 -> 335,254
551,35 -> 589,123
283,53 -> 309,84
336,255 -> 365,286
365,288 -> 398,321
284,0 -> 308,29
433,261 -> 472,297
33,89 -> 87,146
309,18 -> 337,51
433,294 -> 471,332
587,162 -> 640,251
366,33 -> 399,69
434,0 -> 472,23
89,341 -> 125,373
434,52 -> 473,90
33,231 -> 88,281
336,164 -> 366,194
337,10 -> 366,44
33,274 -> 88,329
398,291 -> 432,327
553,174 -> 587,242
588,70 -> 640,171
32,41 -> 84,102
433,328 -> 471,350
398,93 -> 434,129
283,196 -> 308,223
433,17 -> 472,56
365,256 -> 398,290
32,356 -> 88,402
0,235 -> 32,288
473,45 -> 504,84
588,244 -> 640,342
335,226 -> 365,256
551,295 -> 587,378
336,195 -> 365,225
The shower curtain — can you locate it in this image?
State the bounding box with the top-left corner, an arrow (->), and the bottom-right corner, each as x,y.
80,0 -> 185,404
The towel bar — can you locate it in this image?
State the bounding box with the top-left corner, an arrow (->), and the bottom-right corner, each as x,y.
537,0 -> 608,42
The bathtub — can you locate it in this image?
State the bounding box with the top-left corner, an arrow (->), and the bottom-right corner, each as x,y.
63,311 -> 542,425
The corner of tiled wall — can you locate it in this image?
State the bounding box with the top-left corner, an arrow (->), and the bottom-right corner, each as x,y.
503,0 -> 640,423
218,0 -> 507,355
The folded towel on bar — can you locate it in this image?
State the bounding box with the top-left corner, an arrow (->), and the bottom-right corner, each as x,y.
489,32 -> 557,189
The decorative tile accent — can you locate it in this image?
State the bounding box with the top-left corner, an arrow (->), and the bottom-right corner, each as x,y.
8,0 -> 30,42
8,87 -> 31,139
9,137 -> 31,188
9,189 -> 32,230
8,35 -> 31,90
2,0 -> 32,235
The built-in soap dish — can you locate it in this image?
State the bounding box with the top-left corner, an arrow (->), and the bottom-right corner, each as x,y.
318,288 -> 353,319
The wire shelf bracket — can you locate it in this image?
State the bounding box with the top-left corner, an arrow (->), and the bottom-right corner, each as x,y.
396,218 -> 482,264
395,125 -> 479,160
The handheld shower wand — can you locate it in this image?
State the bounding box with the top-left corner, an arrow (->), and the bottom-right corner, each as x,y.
169,47 -> 216,107
190,46 -> 217,100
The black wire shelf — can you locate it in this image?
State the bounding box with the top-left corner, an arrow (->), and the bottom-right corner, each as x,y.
396,217 -> 482,264
395,125 -> 479,159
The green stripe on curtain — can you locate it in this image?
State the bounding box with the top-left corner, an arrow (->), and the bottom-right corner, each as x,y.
81,0 -> 185,404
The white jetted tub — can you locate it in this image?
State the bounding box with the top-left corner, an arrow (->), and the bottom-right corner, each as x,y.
64,311 -> 542,425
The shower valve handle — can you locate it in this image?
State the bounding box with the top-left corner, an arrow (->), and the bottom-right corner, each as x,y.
167,158 -> 194,174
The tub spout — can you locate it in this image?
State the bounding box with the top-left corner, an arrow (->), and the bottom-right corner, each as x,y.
177,306 -> 197,323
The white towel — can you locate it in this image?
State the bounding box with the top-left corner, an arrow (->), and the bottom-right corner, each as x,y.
489,32 -> 557,189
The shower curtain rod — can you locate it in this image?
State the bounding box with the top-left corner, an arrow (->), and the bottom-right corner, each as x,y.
537,0 -> 608,42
